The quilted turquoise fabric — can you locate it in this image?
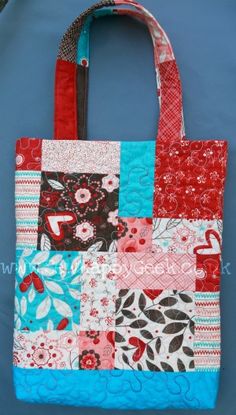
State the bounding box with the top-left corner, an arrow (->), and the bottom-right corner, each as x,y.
118,141 -> 155,217
14,367 -> 219,409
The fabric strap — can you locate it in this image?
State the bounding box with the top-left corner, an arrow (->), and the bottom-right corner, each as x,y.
54,0 -> 185,142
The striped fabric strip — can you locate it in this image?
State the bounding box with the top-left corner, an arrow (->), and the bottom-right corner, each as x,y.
194,292 -> 220,370
15,171 -> 41,249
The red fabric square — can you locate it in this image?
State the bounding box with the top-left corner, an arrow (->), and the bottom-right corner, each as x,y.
154,140 -> 227,220
16,138 -> 42,170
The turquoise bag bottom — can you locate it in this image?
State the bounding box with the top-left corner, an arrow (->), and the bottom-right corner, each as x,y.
14,367 -> 219,410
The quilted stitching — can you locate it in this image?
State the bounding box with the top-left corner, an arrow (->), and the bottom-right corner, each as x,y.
13,368 -> 220,409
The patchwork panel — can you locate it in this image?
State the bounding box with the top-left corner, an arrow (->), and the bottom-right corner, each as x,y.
15,171 -> 41,248
194,292 -> 220,370
42,140 -> 120,174
154,140 -> 227,220
116,252 -> 197,290
118,141 -> 155,217
37,172 -> 119,251
13,330 -> 79,369
14,138 -> 225,378
115,289 -> 195,371
15,250 -> 82,331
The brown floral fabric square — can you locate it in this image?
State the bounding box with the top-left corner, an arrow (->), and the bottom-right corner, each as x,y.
37,172 -> 119,251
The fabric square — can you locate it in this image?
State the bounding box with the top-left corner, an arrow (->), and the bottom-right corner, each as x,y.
115,289 -> 195,371
81,252 -> 117,290
79,331 -> 115,370
116,252 -> 196,290
42,140 -> 120,174
194,292 -> 220,371
154,140 -> 227,220
152,218 -> 222,255
117,217 -> 153,252
194,230 -> 221,292
37,172 -> 119,251
13,330 -> 79,370
80,292 -> 116,331
119,141 -> 155,217
15,250 -> 82,331
80,253 -> 117,331
15,171 -> 41,248
16,138 -> 42,171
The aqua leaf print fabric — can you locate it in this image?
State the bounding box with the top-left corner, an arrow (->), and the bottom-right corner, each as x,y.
15,250 -> 82,331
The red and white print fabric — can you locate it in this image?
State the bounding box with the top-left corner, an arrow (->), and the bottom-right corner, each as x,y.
154,140 -> 227,219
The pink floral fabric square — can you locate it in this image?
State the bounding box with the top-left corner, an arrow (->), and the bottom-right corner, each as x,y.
79,331 -> 115,370
117,217 -> 153,252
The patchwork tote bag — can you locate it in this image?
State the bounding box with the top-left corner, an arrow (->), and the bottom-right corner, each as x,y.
13,0 -> 228,410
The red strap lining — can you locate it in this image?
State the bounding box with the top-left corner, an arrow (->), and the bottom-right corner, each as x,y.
54,60 -> 78,140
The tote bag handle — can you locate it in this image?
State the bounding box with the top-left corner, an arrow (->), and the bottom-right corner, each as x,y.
54,0 -> 185,143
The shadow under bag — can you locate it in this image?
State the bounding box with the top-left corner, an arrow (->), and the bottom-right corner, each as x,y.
13,0 -> 228,410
